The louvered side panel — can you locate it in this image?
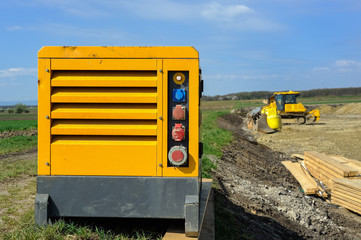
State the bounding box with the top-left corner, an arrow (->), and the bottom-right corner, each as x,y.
51,71 -> 157,87
51,87 -> 157,103
51,103 -> 157,119
51,120 -> 157,136
49,70 -> 159,176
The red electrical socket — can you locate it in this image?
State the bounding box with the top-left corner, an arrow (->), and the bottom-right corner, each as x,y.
172,123 -> 185,141
172,105 -> 185,120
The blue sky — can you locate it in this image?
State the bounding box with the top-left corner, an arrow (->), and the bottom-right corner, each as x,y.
1,0 -> 361,102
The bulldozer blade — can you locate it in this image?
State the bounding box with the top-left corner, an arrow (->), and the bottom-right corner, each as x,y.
306,109 -> 320,122
257,114 -> 276,134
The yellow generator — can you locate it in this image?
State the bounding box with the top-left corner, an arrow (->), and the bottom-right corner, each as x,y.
35,47 -> 206,236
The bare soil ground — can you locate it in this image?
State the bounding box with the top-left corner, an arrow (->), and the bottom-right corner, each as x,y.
0,129 -> 37,139
215,103 -> 361,239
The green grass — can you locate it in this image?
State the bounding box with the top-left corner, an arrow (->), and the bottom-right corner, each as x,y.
0,136 -> 37,155
0,120 -> 37,132
3,217 -> 162,240
0,158 -> 37,181
201,110 -> 233,178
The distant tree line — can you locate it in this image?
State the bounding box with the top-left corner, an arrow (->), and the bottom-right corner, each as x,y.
0,103 -> 31,114
202,87 -> 361,101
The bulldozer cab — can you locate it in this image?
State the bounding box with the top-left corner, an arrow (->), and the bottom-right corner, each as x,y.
274,93 -> 299,111
285,94 -> 298,104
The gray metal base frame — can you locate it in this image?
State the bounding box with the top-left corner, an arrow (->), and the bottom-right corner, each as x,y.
35,176 -> 201,234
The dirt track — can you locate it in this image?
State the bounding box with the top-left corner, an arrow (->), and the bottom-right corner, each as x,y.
215,104 -> 361,239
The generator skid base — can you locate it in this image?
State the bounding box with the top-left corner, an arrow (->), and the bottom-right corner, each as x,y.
35,176 -> 201,236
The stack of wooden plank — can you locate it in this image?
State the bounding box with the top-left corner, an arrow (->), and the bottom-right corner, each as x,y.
304,151 -> 361,188
332,178 -> 361,215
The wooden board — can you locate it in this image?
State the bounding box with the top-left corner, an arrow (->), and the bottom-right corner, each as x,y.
305,151 -> 359,177
332,190 -> 361,205
331,178 -> 361,214
332,178 -> 361,191
282,161 -> 317,195
332,195 -> 361,214
306,160 -> 341,180
305,163 -> 334,187
305,154 -> 345,177
329,155 -> 361,176
332,187 -> 361,202
332,180 -> 361,195
329,155 -> 361,168
332,183 -> 360,195
305,154 -> 349,177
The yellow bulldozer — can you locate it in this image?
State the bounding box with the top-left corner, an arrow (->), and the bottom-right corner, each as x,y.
248,90 -> 320,133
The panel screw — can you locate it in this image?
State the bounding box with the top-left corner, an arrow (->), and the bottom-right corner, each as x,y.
45,115 -> 49,119
159,116 -> 163,120
159,69 -> 163,73
159,164 -> 163,167
46,69 -> 49,72
46,162 -> 50,166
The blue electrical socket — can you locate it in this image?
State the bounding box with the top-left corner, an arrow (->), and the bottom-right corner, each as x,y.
172,89 -> 186,102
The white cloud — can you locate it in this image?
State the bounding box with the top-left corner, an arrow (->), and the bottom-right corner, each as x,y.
201,2 -> 254,22
313,59 -> 361,74
201,2 -> 282,31
6,25 -> 22,31
312,67 -> 329,71
334,59 -> 361,67
26,0 -> 282,31
0,68 -> 37,78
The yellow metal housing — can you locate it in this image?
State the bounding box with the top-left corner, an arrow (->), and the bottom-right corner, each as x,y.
38,46 -> 200,177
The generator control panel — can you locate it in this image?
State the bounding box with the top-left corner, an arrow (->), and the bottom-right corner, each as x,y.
168,71 -> 189,167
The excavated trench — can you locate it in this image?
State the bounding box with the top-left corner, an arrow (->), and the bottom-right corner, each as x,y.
214,113 -> 361,240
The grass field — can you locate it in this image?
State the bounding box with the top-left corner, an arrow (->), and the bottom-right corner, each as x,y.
201,110 -> 233,178
201,99 -> 263,111
298,95 -> 361,105
0,120 -> 37,133
0,136 -> 37,155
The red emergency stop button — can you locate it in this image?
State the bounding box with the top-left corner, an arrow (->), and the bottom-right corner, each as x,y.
172,105 -> 185,120
172,123 -> 185,141
168,146 -> 188,166
172,150 -> 184,162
